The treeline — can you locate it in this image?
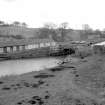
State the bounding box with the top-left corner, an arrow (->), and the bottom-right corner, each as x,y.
0,21 -> 27,27
0,21 -> 105,41
0,21 -> 70,41
35,22 -> 71,41
34,23 -> 105,41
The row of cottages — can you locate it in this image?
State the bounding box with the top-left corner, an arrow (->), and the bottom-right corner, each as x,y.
0,39 -> 57,54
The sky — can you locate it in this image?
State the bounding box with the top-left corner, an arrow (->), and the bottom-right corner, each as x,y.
0,0 -> 105,30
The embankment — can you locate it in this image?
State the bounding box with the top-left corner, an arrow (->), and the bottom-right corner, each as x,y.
0,55 -> 105,105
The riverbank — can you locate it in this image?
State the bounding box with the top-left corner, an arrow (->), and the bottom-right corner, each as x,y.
0,55 -> 105,105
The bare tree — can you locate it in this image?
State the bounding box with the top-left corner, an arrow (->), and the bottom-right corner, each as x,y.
82,24 -> 93,38
37,22 -> 57,40
60,22 -> 69,29
13,21 -> 20,26
0,21 -> 5,26
82,24 -> 93,31
22,22 -> 27,27
44,22 -> 57,29
58,22 -> 69,41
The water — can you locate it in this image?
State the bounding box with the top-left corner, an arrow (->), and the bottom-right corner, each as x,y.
0,57 -> 60,77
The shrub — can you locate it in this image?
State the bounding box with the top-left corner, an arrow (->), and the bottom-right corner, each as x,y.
75,46 -> 92,58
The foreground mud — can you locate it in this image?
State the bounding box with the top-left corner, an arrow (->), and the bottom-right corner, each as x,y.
0,55 -> 105,105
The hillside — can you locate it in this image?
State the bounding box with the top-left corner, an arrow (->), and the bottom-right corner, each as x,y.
0,26 -> 103,42
0,26 -> 39,38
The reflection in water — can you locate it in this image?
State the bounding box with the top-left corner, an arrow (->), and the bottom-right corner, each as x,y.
0,58 -> 60,77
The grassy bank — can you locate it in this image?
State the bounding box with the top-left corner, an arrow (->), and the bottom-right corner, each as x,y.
0,55 -> 105,105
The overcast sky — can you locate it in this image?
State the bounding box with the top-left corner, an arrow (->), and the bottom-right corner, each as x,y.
0,0 -> 105,30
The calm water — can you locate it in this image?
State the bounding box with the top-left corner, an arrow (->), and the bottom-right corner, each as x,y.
0,57 -> 60,77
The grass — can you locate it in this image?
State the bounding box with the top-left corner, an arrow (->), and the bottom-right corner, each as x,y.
73,55 -> 105,98
0,55 -> 105,104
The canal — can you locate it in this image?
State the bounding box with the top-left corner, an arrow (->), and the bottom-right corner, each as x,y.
0,57 -> 61,77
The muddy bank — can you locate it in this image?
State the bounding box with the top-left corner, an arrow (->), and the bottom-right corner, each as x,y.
0,55 -> 105,105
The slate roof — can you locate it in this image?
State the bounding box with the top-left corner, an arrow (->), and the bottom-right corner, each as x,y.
0,38 -> 55,47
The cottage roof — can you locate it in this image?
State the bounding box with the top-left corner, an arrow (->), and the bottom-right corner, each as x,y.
0,38 -> 55,47
93,41 -> 105,46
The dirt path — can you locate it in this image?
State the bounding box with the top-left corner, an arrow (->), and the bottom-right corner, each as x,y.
59,69 -> 100,100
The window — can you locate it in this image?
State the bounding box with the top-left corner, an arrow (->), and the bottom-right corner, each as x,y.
34,44 -> 39,48
19,46 -> 23,50
27,45 -> 32,49
26,45 -> 34,49
0,48 -> 3,53
13,46 -> 17,51
22,45 -> 25,50
51,42 -> 56,46
45,42 -> 50,47
40,43 -> 45,47
31,44 -> 35,49
7,47 -> 11,52
25,45 -> 28,50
